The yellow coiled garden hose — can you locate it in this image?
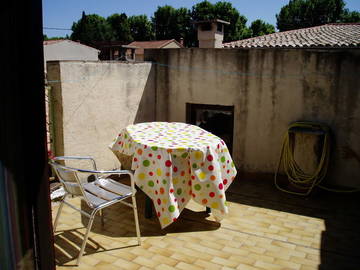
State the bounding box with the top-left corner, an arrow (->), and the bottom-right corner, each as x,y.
274,121 -> 359,195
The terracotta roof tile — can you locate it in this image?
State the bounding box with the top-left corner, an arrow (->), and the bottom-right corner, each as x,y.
128,39 -> 184,49
223,23 -> 360,49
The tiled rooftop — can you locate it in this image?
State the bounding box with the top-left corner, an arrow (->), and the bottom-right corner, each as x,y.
128,39 -> 184,49
53,177 -> 360,269
223,23 -> 360,49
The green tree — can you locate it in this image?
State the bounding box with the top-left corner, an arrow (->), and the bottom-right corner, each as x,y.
250,19 -> 275,37
341,9 -> 360,23
71,12 -> 112,45
128,15 -> 154,41
152,5 -> 177,40
107,13 -> 132,42
276,0 -> 349,31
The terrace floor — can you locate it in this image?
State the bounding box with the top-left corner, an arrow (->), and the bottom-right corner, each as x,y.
52,176 -> 360,270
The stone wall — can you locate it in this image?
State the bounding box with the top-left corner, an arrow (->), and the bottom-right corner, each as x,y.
47,61 -> 155,169
145,48 -> 360,188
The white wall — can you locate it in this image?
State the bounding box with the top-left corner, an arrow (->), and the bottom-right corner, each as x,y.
47,61 -> 155,170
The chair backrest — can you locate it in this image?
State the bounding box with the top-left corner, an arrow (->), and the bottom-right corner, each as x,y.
49,157 -> 97,206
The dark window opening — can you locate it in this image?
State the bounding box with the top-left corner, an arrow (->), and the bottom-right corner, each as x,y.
186,103 -> 234,154
217,23 -> 223,32
200,23 -> 212,31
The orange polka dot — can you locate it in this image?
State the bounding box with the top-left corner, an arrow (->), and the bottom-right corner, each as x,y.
167,149 -> 172,153
210,175 -> 216,181
137,149 -> 143,155
202,199 -> 208,204
219,194 -> 223,199
160,187 -> 165,194
166,172 -> 170,177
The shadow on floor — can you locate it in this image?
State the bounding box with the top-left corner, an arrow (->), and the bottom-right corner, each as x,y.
226,174 -> 360,270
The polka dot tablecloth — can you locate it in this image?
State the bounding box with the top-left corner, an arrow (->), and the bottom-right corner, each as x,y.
110,122 -> 237,228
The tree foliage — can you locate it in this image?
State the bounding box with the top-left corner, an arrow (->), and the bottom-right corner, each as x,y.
276,0 -> 359,31
128,15 -> 154,41
250,19 -> 275,37
71,12 -> 112,45
107,13 -> 132,43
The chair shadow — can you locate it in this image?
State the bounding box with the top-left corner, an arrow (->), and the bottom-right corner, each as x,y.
226,174 -> 360,270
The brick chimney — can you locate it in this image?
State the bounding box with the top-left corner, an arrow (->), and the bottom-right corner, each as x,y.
193,19 -> 230,48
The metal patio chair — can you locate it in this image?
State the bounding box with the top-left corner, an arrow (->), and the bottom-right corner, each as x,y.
49,156 -> 141,265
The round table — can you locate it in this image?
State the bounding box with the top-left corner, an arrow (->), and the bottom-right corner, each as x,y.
110,122 -> 237,228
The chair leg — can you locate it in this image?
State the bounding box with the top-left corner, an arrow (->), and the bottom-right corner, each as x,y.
131,195 -> 141,245
100,209 -> 104,228
76,210 -> 97,265
53,195 -> 66,232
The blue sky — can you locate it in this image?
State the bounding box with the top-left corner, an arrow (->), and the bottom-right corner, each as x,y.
43,0 -> 360,37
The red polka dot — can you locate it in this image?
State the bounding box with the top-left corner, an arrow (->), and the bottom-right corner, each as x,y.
188,180 -> 192,186
162,208 -> 164,212
208,165 -> 214,171
173,166 -> 178,173
149,172 -> 154,176
170,188 -> 174,193
134,157 -> 138,162
156,180 -> 159,184
157,212 -> 161,217
181,198 -> 185,203
157,199 -> 161,205
191,175 -> 195,180
155,190 -> 158,195
227,170 -> 230,174
219,183 -> 223,190
181,171 -> 185,176
200,162 -> 204,166
192,193 -> 196,198
157,155 -> 161,159
209,192 -> 215,197
173,218 -> 177,222
223,179 -> 228,185
144,145 -> 147,149
149,153 -> 153,157
165,160 -> 172,167
188,169 -> 191,174
207,155 -> 213,161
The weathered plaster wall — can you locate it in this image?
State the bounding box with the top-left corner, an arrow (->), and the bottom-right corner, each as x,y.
146,48 -> 360,188
47,61 -> 155,169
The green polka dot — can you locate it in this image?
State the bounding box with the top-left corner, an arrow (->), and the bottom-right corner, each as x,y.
148,181 -> 154,187
162,179 -> 167,184
221,156 -> 226,163
192,163 -> 197,169
140,185 -> 144,189
181,152 -> 188,158
177,188 -> 182,195
194,184 -> 201,191
151,146 -> 158,151
172,154 -> 177,158
129,144 -> 132,148
182,180 -> 185,184
143,160 -> 150,167
168,205 -> 175,212
124,134 -> 128,139
206,184 -> 210,188
231,162 -> 234,167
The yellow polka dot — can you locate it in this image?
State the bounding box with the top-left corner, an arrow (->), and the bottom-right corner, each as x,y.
162,199 -> 168,204
199,171 -> 206,180
194,151 -> 202,159
162,217 -> 170,225
138,173 -> 146,180
173,178 -> 179,185
156,168 -> 162,176
211,202 -> 219,209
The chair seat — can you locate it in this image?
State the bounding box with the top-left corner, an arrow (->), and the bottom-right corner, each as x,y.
83,178 -> 133,207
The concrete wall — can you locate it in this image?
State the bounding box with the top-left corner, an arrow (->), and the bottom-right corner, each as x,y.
145,48 -> 360,188
44,41 -> 99,63
47,61 -> 155,169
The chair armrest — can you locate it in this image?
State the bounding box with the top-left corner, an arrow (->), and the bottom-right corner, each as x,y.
52,156 -> 97,170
